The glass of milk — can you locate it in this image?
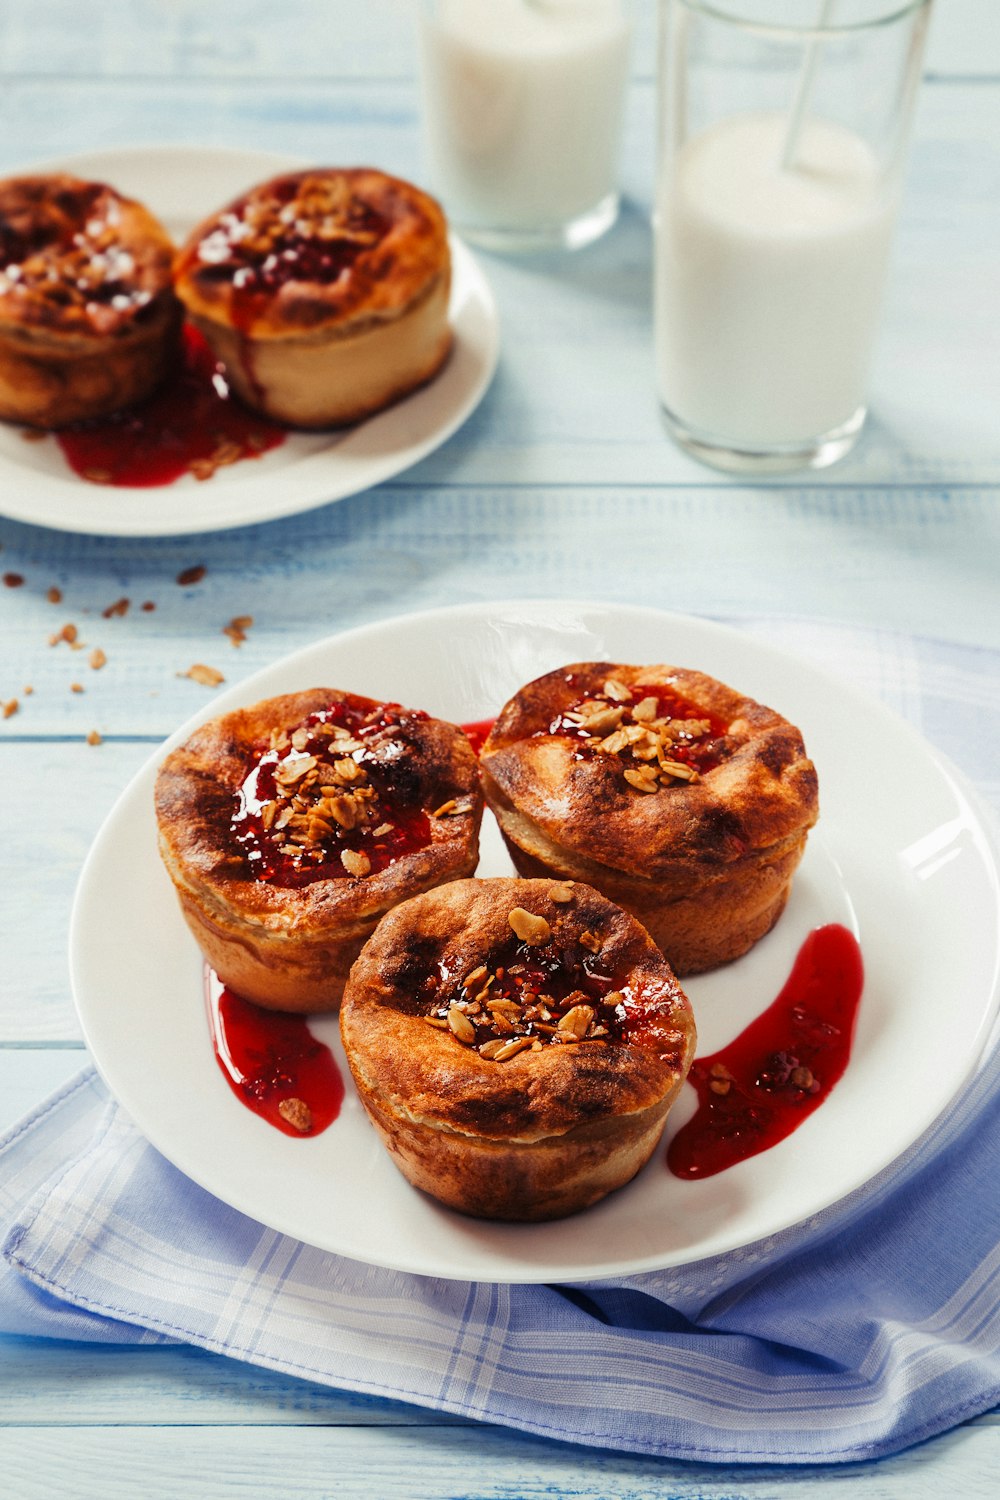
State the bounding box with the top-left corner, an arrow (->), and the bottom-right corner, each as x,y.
419,0 -> 633,252
655,0 -> 933,473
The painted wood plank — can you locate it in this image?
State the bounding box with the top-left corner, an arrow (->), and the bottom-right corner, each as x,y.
1,1421 -> 1000,1499
0,0 -> 995,81
2,488 -> 1000,736
0,79 -> 995,487
0,1337 -> 467,1429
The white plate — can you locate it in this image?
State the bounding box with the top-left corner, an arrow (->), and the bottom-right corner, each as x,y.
0,146 -> 499,537
70,602 -> 1000,1283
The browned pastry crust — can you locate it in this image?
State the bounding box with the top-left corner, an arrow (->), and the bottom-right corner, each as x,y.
480,663 -> 819,976
340,876 -> 697,1222
0,174 -> 180,427
155,689 -> 483,1013
173,168 -> 453,427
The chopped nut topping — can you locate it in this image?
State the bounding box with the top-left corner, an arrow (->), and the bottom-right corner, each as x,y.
49,623 -> 78,647
89,647 -> 107,670
554,676 -> 724,795
277,1097 -> 312,1132
447,1005 -> 476,1044
432,799 -> 458,818
86,729 -> 102,746
603,678 -> 632,703
2,698 -> 18,719
508,908 -> 551,946
181,663 -> 225,687
340,848 -> 371,877
223,615 -> 254,647
578,929 -> 603,954
548,882 -> 575,903
70,682 -> 83,694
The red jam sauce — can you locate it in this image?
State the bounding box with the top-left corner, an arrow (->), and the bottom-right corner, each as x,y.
206,969 -> 343,1137
546,672 -> 731,777
667,924 -> 864,1180
55,324 -> 286,487
461,718 -> 495,756
231,696 -> 433,888
422,928 -> 685,1064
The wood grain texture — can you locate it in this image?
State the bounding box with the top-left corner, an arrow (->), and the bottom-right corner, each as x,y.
1,1420 -> 1000,1499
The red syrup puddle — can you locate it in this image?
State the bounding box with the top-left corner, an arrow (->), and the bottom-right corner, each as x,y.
667,924 -> 864,1180
55,324 -> 286,487
461,717 -> 495,756
206,968 -> 343,1138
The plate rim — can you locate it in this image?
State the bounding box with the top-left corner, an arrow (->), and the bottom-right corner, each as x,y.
69,600 -> 1000,1281
0,144 -> 500,538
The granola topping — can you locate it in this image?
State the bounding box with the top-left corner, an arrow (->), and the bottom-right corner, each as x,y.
230,697 -> 445,887
545,672 -> 731,793
191,173 -> 389,299
420,915 -> 648,1062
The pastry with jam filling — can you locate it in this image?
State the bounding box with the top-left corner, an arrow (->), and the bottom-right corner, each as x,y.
155,689 -> 483,1013
173,167 -> 452,428
340,877 -> 696,1222
0,173 -> 180,428
480,663 -> 819,976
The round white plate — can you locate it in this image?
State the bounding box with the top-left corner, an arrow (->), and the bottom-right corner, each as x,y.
70,602 -> 1000,1283
0,146 -> 499,537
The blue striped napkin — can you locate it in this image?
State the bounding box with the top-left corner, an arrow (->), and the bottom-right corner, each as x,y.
2,619 -> 999,1464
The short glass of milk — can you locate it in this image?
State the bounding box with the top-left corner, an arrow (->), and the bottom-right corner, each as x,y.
655,0 -> 933,473
418,0 -> 633,252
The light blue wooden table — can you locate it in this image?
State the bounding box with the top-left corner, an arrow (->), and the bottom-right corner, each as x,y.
1,1 -> 998,1493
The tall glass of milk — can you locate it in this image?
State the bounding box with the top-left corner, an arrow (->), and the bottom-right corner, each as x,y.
419,0 -> 633,251
655,0 -> 933,473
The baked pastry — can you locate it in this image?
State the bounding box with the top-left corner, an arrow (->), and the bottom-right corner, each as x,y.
0,173 -> 180,427
340,876 -> 696,1222
155,689 -> 483,1012
173,168 -> 452,428
480,663 -> 819,976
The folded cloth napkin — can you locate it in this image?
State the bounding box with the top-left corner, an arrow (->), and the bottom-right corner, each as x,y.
2,617 -> 999,1465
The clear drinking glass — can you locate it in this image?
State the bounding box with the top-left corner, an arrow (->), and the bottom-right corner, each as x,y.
418,0 -> 633,252
654,0 -> 933,473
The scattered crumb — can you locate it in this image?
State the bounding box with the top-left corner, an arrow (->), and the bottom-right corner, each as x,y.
70,683 -> 84,694
3,572 -> 24,588
141,600 -> 156,612
180,663 -> 225,687
277,1098 -> 312,1133
23,685 -> 33,695
49,623 -> 79,646
176,564 -> 206,586
223,614 -> 253,647
86,729 -> 102,746
47,586 -> 62,604
20,428 -> 46,443
89,647 -> 107,670
82,467 -> 112,484
102,597 -> 129,619
3,698 -> 18,719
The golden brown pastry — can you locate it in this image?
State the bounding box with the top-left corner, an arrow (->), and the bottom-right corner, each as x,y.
173,168 -> 452,428
155,689 -> 483,1013
480,663 -> 819,976
0,173 -> 180,428
340,876 -> 696,1222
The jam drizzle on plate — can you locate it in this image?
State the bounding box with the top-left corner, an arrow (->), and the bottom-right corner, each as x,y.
206,968 -> 343,1137
461,718 -> 495,756
667,923 -> 864,1180
56,324 -> 286,487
